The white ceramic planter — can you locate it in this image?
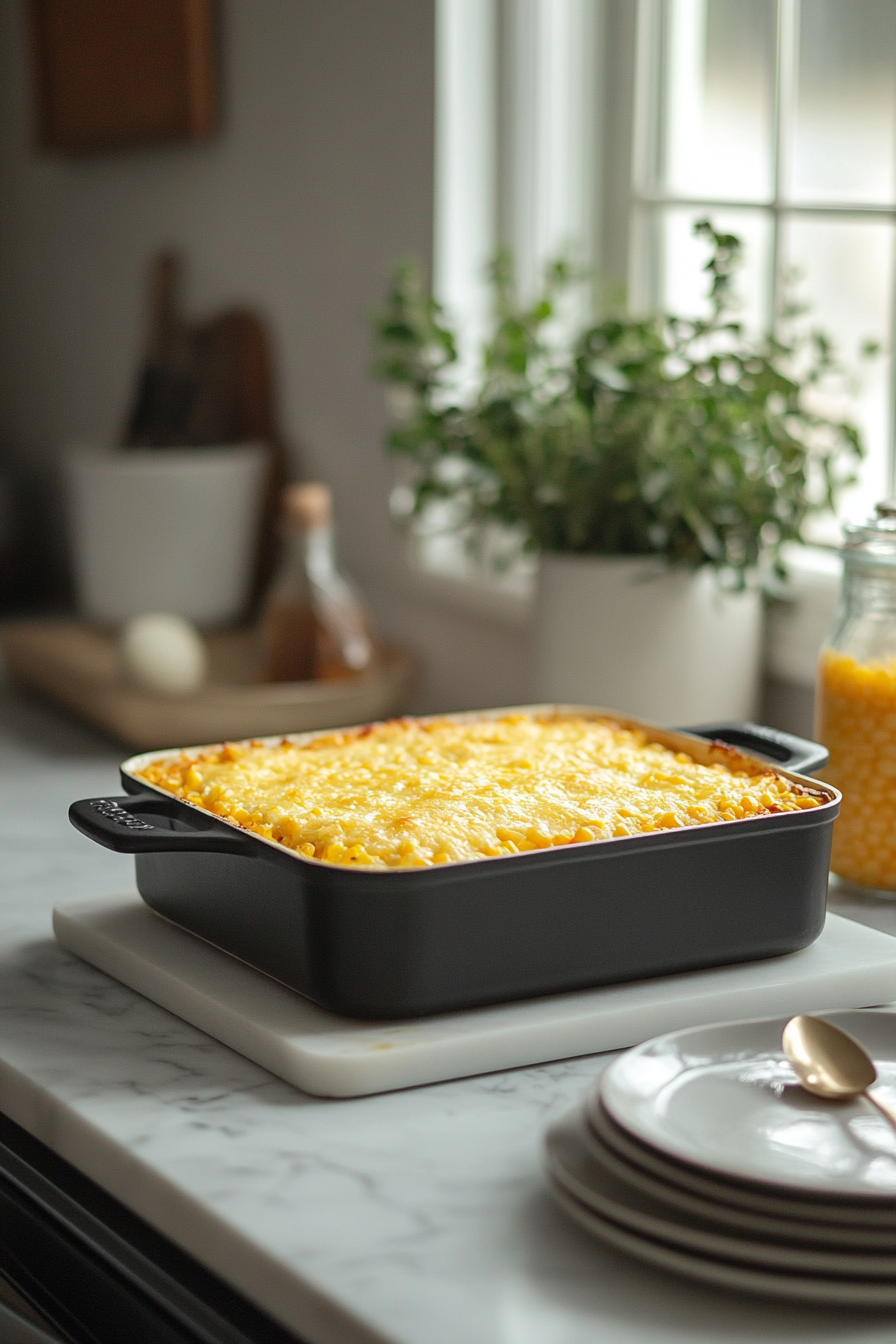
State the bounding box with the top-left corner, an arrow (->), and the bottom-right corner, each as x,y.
533,554 -> 763,724
66,443 -> 267,626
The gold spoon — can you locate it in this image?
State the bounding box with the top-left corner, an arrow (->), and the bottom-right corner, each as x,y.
782,1014 -> 896,1133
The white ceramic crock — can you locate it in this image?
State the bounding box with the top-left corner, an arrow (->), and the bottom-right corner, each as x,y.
66,443 -> 267,626
533,553 -> 763,724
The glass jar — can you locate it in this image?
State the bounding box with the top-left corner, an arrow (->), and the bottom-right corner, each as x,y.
815,501 -> 896,893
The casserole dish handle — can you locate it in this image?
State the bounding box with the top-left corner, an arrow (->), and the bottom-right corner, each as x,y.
681,722 -> 828,775
69,794 -> 256,856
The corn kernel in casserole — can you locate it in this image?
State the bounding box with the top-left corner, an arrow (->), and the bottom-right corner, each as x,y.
135,714 -> 822,869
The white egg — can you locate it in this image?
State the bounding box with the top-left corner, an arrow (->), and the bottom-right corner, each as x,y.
119,614 -> 208,696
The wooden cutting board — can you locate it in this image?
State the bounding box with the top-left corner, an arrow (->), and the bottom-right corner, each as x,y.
2,621 -> 415,749
54,894 -> 896,1098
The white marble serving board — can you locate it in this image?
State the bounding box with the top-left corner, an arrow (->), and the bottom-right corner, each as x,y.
53,895 -> 896,1099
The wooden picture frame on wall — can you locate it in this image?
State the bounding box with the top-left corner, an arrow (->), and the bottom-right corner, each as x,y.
28,0 -> 217,152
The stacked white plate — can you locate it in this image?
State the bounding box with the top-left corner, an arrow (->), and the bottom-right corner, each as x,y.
544,1010 -> 896,1304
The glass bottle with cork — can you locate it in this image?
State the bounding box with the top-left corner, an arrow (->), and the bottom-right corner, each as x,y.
815,500 -> 896,895
260,483 -> 373,683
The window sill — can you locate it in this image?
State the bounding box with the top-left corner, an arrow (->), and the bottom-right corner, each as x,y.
405,561 -> 534,628
764,545 -> 841,690
407,542 -> 841,685
403,530 -> 535,627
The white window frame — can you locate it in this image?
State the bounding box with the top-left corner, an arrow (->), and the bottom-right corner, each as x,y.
631,0 -> 896,508
416,0 -> 609,619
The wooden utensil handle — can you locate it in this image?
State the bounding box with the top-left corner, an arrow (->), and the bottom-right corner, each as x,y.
146,251 -> 181,360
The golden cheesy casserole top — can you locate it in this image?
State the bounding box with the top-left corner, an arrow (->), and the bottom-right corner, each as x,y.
135,714 -> 822,868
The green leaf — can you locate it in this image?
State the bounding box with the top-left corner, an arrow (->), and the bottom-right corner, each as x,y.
369,220 -> 867,586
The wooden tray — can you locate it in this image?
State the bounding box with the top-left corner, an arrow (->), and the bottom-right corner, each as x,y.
1,621 -> 416,749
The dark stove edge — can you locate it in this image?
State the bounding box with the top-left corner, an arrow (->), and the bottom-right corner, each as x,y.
0,1110 -> 303,1344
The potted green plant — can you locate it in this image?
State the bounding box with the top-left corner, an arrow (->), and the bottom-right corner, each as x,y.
373,221 -> 865,722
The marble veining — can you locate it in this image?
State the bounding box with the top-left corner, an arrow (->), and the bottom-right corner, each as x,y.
1,677 -> 896,1342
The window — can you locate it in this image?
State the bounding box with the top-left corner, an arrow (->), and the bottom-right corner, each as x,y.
423,0 -> 601,609
423,0 -> 896,605
434,0 -> 601,362
634,0 -> 896,525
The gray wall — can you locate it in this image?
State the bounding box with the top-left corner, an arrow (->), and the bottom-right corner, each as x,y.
0,0 -> 531,711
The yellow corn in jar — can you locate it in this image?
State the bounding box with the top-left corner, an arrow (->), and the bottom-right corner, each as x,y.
816,502 -> 896,892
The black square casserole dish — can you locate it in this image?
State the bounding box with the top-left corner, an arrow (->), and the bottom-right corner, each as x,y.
69,708 -> 839,1019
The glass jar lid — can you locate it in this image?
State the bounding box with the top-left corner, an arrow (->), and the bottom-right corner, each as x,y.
842,501 -> 896,568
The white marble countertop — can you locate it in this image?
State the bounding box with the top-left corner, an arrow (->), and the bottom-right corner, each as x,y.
2,674 -> 896,1343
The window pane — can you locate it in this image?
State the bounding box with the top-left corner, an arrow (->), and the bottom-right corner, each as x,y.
788,0 -> 896,204
638,206 -> 772,333
654,0 -> 776,202
780,217 -> 893,522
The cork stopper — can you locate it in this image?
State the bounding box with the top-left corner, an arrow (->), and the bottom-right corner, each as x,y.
282,482 -> 332,529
